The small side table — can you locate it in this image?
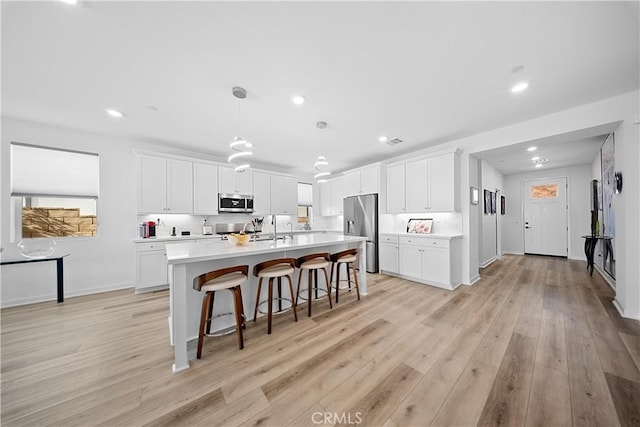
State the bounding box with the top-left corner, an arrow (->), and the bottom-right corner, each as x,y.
0,254 -> 70,303
580,235 -> 612,276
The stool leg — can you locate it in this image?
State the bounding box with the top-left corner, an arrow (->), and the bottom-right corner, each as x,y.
231,286 -> 244,350
197,291 -> 212,359
277,277 -> 283,312
253,278 -> 263,322
314,269 -> 319,300
206,291 -> 216,334
286,274 -> 297,322
268,278 -> 274,334
330,262 -> 335,291
295,269 -> 303,307
335,263 -> 341,303
321,267 -> 333,309
351,262 -> 360,300
308,270 -> 313,317
347,263 -> 352,290
238,283 -> 246,329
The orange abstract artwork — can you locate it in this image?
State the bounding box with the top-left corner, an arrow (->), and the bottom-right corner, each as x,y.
531,184 -> 558,199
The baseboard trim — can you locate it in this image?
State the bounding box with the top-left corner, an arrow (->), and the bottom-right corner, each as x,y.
0,283 -> 134,309
135,284 -> 169,294
613,298 -> 640,321
593,264 -> 616,291
502,251 -> 525,256
480,256 -> 497,268
466,275 -> 481,286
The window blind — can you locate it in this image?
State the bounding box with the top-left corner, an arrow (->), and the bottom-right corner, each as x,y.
11,142 -> 99,198
297,182 -> 313,206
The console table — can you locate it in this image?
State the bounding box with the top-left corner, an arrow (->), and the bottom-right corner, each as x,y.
581,235 -> 612,276
0,254 -> 69,303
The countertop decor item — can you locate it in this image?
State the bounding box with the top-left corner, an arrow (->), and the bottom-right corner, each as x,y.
18,239 -> 56,259
406,219 -> 433,234
228,233 -> 250,245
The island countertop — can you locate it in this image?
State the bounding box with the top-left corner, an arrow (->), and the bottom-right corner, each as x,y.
166,233 -> 367,264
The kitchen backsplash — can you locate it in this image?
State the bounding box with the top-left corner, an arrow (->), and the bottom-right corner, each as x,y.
379,212 -> 462,235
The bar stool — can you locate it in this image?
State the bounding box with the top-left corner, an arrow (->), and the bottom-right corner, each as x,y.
253,258 -> 297,334
295,253 -> 332,317
193,265 -> 248,359
330,249 -> 361,304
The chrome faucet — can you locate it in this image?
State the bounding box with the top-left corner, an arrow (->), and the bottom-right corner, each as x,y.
286,221 -> 293,239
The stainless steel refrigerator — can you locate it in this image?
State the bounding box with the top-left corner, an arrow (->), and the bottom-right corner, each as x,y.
343,194 -> 378,273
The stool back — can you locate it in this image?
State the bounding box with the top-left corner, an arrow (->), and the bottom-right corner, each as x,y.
330,248 -> 358,263
193,265 -> 249,291
253,258 -> 296,277
295,252 -> 330,268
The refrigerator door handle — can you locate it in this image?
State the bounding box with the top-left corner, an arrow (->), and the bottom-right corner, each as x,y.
347,220 -> 355,234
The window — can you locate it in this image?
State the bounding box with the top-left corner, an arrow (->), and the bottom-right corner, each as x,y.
297,182 -> 313,224
11,142 -> 99,239
530,184 -> 558,199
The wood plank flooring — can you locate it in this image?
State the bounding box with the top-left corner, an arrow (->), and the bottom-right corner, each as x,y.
2,254 -> 639,426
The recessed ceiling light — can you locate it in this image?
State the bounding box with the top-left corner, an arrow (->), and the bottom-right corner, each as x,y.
292,95 -> 305,105
531,156 -> 540,161
511,82 -> 529,93
535,164 -> 543,168
379,136 -> 388,143
105,109 -> 124,118
527,146 -> 537,152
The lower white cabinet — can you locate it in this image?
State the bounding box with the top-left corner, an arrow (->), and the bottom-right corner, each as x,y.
381,234 -> 462,290
136,240 -> 194,292
380,234 -> 400,273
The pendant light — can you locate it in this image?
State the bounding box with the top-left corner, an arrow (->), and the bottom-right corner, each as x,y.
314,121 -> 331,183
228,86 -> 253,172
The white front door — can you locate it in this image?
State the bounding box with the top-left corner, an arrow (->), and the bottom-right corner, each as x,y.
523,177 -> 568,257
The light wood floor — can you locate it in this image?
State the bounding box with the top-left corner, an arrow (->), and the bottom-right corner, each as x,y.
2,255 -> 639,426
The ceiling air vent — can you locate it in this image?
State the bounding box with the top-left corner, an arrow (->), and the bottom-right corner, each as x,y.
386,138 -> 403,146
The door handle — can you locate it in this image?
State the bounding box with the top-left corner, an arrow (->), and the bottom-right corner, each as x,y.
525,226 -> 532,229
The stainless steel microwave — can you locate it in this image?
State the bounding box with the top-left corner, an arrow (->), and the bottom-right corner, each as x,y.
218,193 -> 254,213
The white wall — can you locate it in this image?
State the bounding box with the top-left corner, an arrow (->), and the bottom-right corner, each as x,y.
501,165 -> 591,260
479,160 -> 504,266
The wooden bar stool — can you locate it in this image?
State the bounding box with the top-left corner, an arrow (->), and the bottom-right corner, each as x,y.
253,258 -> 297,334
330,249 -> 360,304
193,265 -> 248,359
295,253 -> 332,317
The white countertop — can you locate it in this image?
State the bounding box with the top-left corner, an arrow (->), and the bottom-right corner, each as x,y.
134,229 -> 341,243
166,233 -> 366,265
380,232 -> 463,240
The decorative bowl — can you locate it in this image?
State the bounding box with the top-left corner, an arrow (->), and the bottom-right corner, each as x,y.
228,233 -> 250,246
18,239 -> 56,259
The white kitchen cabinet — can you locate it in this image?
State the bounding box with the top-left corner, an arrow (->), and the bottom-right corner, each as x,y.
393,235 -> 461,289
219,167 -> 253,195
137,155 -> 193,214
193,162 -> 218,215
379,235 -> 399,274
252,171 -> 271,214
344,165 -> 379,197
271,174 -> 297,215
388,152 -> 459,214
136,241 -> 169,292
319,181 -> 332,216
386,163 -> 406,213
405,159 -> 429,213
330,177 -> 346,215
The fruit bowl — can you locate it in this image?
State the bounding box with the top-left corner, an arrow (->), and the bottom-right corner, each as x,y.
18,239 -> 56,259
228,233 -> 250,246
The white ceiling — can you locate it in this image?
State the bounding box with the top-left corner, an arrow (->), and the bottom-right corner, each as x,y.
2,1 -> 639,175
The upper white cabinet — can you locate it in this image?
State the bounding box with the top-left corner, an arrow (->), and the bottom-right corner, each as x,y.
344,165 -> 379,197
270,174 -> 297,215
386,151 -> 459,213
386,163 -> 406,213
330,177 -> 346,215
252,171 -> 271,214
137,155 -> 193,214
219,167 -> 253,195
193,162 -> 218,215
319,181 -> 332,216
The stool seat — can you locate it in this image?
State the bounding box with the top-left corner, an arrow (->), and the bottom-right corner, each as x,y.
336,254 -> 357,263
199,271 -> 247,292
257,264 -> 295,278
300,258 -> 330,269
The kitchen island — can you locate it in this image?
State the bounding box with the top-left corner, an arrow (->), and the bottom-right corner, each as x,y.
166,233 -> 367,373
